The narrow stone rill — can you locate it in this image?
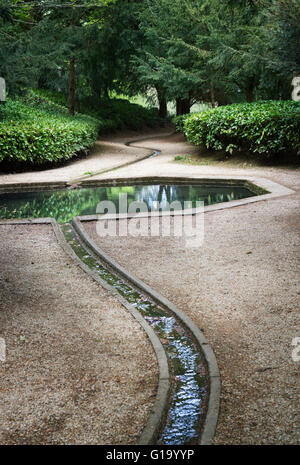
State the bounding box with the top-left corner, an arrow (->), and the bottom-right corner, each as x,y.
60,223 -> 209,445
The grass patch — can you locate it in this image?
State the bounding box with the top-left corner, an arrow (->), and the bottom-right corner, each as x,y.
174,149 -> 300,168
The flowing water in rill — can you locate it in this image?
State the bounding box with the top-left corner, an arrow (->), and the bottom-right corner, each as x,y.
0,182 -> 257,223
61,224 -> 209,445
0,181 -> 257,442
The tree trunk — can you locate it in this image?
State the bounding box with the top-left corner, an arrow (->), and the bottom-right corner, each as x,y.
68,57 -> 75,116
158,95 -> 167,118
245,79 -> 255,103
77,97 -> 81,113
155,87 -> 167,118
183,99 -> 190,114
245,87 -> 254,103
210,82 -> 216,108
176,98 -> 190,116
215,90 -> 227,106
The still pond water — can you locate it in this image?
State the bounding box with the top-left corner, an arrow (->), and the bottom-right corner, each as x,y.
0,183 -> 256,223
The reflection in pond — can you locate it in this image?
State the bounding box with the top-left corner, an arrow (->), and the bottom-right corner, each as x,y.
0,183 -> 257,223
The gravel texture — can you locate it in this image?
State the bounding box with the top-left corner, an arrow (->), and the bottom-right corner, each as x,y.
0,128 -> 170,186
84,193 -> 300,445
0,223 -> 158,445
0,130 -> 299,445
81,132 -> 300,445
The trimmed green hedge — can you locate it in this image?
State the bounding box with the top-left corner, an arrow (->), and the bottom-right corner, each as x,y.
0,98 -> 100,165
0,90 -> 164,166
183,101 -> 300,159
172,114 -> 191,133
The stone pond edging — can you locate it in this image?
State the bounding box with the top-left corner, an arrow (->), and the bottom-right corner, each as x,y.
0,131 -> 296,444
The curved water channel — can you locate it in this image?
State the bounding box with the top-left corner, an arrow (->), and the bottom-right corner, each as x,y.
0,136 -> 265,444
61,222 -> 210,445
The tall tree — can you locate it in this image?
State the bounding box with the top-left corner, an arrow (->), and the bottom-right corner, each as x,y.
264,0 -> 300,76
134,0 -> 208,115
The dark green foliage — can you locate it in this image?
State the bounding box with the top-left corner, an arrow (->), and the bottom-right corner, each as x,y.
183,101 -> 300,159
264,0 -> 300,75
172,114 -> 192,133
1,0 -> 300,167
31,89 -> 69,108
33,88 -> 163,130
2,0 -> 300,112
93,99 -> 163,130
134,0 -> 205,111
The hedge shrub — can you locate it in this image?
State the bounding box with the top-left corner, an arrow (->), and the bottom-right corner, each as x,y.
183,101 -> 300,159
172,114 -> 191,133
0,91 -> 164,166
0,98 -> 100,165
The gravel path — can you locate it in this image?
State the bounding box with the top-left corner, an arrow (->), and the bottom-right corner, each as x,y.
84,192 -> 300,444
90,132 -> 300,193
0,130 -> 299,445
81,131 -> 300,445
0,128 -> 170,186
0,223 -> 158,445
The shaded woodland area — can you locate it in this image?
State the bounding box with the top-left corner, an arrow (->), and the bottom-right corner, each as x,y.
1,0 -> 299,116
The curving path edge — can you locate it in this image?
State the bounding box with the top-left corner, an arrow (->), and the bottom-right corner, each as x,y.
71,216 -> 221,445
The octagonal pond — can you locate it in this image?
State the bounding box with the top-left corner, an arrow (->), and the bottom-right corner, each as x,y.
0,180 -> 264,224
